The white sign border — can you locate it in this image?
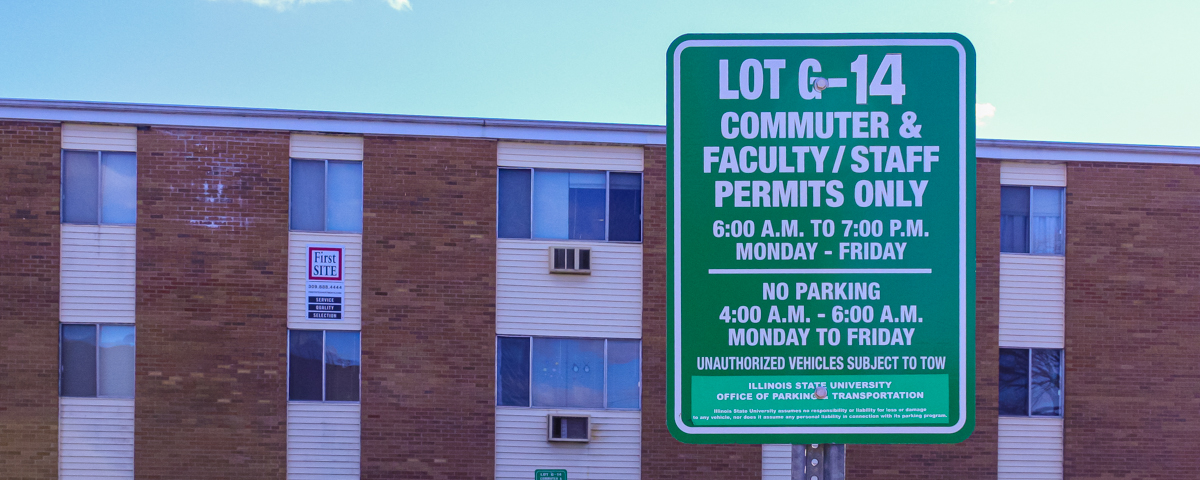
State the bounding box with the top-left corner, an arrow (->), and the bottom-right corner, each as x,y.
670,38 -> 970,436
306,243 -> 347,321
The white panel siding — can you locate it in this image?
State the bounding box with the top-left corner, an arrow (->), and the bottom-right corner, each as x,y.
496,408 -> 640,480
1000,162 -> 1066,187
61,124 -> 137,152
60,397 -> 134,479
762,444 -> 792,480
290,134 -> 364,161
999,254 -> 1065,348
498,142 -> 644,172
288,402 -> 360,480
61,225 -> 136,323
497,239 -> 642,339
998,416 -> 1063,480
289,232 -> 362,330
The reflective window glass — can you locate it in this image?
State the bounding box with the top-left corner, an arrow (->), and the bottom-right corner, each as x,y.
998,348 -> 1029,416
497,169 -> 532,238
1000,186 -> 1030,253
532,338 -> 604,408
61,324 -> 97,397
511,168 -> 642,242
1030,349 -> 1063,416
532,171 -> 569,239
324,331 -> 360,401
100,152 -> 137,224
1030,187 -> 1064,255
326,161 -> 363,233
606,340 -> 641,409
290,160 -> 326,231
497,337 -> 531,406
62,151 -> 99,224
567,172 -> 606,240
288,330 -> 324,401
98,325 -> 135,398
608,173 -> 642,242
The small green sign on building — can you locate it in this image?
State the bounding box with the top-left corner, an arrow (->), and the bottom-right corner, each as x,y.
534,469 -> 567,480
667,33 -> 976,444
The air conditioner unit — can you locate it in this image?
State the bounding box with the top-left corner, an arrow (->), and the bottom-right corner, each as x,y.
547,415 -> 590,442
548,247 -> 591,274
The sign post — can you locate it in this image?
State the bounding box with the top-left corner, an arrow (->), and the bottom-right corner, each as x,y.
667,33 -> 976,446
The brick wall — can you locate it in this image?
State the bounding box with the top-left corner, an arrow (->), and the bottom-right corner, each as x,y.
360,135 -> 497,480
0,121 -> 60,479
844,158 -> 1001,478
11,113 -> 1195,480
135,128 -> 290,479
641,145 -> 762,478
1063,162 -> 1200,478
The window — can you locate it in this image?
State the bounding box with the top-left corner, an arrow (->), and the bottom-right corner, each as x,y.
61,150 -> 136,224
999,348 -> 1063,416
290,159 -> 363,233
288,330 -> 361,402
60,324 -> 135,398
497,336 -> 641,409
1001,186 -> 1064,254
498,169 -> 642,242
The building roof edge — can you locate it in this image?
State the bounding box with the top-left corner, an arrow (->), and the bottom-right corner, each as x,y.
2,98 -> 1199,165
0,98 -> 668,146
978,138 -> 1200,165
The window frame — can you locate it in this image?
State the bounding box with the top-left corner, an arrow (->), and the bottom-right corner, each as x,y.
286,329 -> 362,403
60,149 -> 137,226
288,158 -> 364,234
497,168 -> 644,244
1000,185 -> 1065,256
58,323 -> 136,399
998,346 -> 1064,418
495,335 -> 642,411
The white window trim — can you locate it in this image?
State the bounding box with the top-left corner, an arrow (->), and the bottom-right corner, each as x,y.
999,346 -> 1064,418
288,158 -> 364,234
59,323 -> 135,399
1000,185 -> 1066,256
286,329 -> 362,404
497,168 -> 644,244
496,335 -> 642,411
60,150 -> 137,226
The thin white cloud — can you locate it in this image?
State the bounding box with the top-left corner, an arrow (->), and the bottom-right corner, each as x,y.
217,0 -> 410,12
976,103 -> 996,127
227,0 -> 345,12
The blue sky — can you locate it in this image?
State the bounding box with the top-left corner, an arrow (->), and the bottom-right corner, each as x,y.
1,0 -> 1196,146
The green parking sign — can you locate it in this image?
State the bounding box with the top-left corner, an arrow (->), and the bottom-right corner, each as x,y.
534,469 -> 567,480
666,33 -> 976,444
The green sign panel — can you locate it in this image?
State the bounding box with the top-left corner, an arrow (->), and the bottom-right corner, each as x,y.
534,469 -> 567,480
667,33 -> 975,444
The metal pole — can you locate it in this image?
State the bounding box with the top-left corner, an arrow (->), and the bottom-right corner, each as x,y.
825,444 -> 845,479
792,444 -> 845,480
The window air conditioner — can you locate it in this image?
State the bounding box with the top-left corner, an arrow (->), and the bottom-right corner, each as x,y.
549,247 -> 591,274
547,415 -> 590,442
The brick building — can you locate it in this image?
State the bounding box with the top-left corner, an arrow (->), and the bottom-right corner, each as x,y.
0,98 -> 1197,479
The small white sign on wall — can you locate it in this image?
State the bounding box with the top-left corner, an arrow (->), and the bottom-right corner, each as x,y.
306,244 -> 345,320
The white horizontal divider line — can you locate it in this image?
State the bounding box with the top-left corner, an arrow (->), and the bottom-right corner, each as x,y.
708,268 -> 932,274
